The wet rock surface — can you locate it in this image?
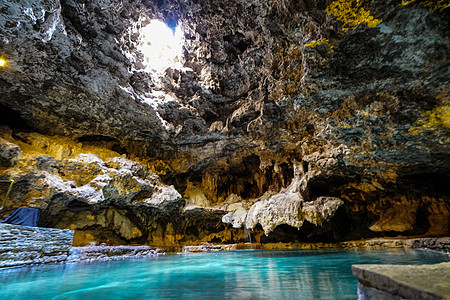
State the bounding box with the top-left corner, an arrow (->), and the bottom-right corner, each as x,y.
0,0 -> 449,245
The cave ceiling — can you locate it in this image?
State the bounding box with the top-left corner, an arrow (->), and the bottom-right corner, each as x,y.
0,0 -> 449,241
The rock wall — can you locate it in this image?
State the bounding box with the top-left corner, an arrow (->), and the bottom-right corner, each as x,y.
0,223 -> 74,268
0,133 -> 249,246
0,0 -> 449,245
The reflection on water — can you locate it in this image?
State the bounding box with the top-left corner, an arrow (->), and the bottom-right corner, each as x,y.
0,248 -> 448,299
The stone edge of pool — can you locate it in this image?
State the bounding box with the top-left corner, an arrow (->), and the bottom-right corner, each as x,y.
352,262 -> 450,300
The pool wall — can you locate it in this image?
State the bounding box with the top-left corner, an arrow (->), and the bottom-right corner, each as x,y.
0,223 -> 74,268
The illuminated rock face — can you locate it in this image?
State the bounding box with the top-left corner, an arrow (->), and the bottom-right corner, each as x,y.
0,0 -> 449,245
0,133 -> 236,246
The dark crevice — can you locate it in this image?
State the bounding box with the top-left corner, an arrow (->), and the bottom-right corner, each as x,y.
259,205 -> 382,243
0,104 -> 33,132
306,175 -> 357,201
77,135 -> 128,155
396,172 -> 450,196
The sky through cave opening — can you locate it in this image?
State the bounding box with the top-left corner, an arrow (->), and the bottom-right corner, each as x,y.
137,19 -> 184,73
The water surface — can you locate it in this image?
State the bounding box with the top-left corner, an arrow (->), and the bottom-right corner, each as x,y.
0,248 -> 448,299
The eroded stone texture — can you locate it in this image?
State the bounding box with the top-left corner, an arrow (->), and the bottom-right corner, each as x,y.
243,163 -> 345,235
0,133 -> 244,246
0,0 -> 449,245
68,245 -> 164,262
0,138 -> 21,167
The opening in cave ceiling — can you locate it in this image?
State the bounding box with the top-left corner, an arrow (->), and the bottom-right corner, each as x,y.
137,19 -> 184,73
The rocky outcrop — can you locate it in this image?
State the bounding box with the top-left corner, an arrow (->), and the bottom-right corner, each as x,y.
242,163 -> 344,234
0,137 -> 21,167
0,133 -> 244,246
0,0 -> 449,245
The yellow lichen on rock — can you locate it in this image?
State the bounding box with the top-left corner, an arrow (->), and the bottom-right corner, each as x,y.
304,38 -> 334,52
146,159 -> 170,175
304,38 -> 329,48
401,0 -> 418,5
0,132 -> 121,162
409,106 -> 450,142
325,0 -> 382,30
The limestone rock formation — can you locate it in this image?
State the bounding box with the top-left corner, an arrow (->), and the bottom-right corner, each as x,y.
0,133 -> 239,246
246,192 -> 304,235
0,0 -> 449,245
0,137 -> 21,167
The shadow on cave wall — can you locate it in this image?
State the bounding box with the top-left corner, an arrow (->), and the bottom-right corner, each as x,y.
256,203 -> 435,243
165,153 -> 295,203
77,135 -> 128,155
0,103 -> 33,133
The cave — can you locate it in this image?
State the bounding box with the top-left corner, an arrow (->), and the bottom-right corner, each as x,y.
0,0 -> 449,297
0,0 -> 448,244
0,0 -> 450,299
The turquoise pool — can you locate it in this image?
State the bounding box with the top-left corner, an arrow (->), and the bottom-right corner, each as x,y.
0,248 -> 448,299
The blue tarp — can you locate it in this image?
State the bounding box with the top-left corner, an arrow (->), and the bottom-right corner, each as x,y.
0,207 -> 39,227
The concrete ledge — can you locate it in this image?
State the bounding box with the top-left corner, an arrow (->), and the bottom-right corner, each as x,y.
0,223 -> 74,268
352,263 -> 450,300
